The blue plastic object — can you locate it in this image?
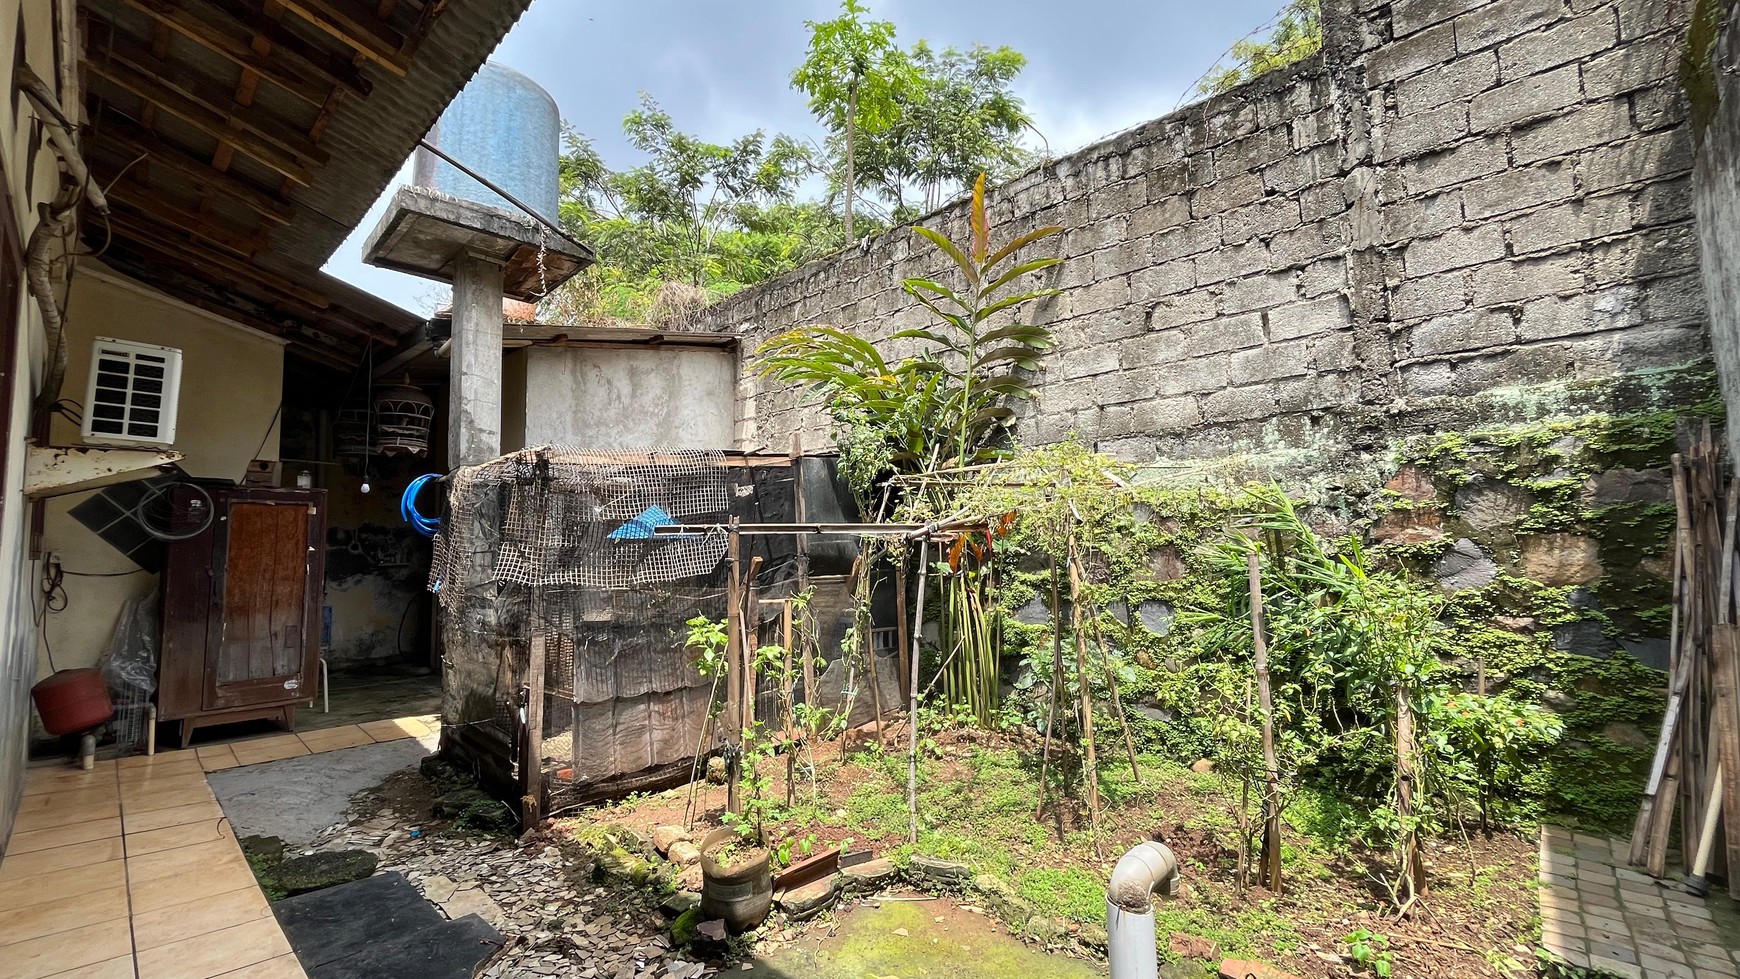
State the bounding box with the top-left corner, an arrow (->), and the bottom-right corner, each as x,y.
608,504 -> 674,540
401,474 -> 443,538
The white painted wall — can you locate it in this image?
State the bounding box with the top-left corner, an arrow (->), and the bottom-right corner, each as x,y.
512,345 -> 736,449
1,0 -> 85,854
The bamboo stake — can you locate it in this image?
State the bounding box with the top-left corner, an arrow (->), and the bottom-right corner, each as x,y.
792,435 -> 816,726
1035,547 -> 1065,820
896,554 -> 912,709
1248,552 -> 1283,894
1395,681 -> 1426,897
725,522 -> 743,817
783,598 -> 797,807
908,540 -> 930,844
1083,590 -> 1141,782
1067,523 -> 1102,853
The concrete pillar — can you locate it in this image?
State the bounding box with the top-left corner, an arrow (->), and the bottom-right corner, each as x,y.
450,249 -> 505,467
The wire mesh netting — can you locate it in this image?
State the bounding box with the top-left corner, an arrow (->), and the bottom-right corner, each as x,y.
432,447 -> 741,809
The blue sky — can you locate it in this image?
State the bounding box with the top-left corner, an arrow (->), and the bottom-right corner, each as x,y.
323,0 -> 1292,313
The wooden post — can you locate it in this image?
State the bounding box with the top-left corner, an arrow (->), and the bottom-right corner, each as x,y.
1036,547 -> 1064,820
743,554 -> 765,738
791,435 -> 817,726
908,539 -> 929,844
522,629 -> 547,831
783,598 -> 797,807
896,558 -> 912,709
1067,524 -> 1101,851
724,522 -> 743,817
1396,683 -> 1427,897
1248,552 -> 1282,893
1084,598 -> 1141,782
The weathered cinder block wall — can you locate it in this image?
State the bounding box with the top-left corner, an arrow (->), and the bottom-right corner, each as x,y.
706,0 -> 1705,481
1692,0 -> 1740,467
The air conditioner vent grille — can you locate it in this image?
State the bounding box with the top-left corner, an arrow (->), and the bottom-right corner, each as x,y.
81,338 -> 182,446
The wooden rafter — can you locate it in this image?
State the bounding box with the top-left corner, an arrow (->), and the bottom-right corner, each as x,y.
106,209 -> 330,308
85,40 -> 328,184
123,0 -> 334,107
275,0 -> 409,75
103,183 -> 266,257
88,110 -> 296,225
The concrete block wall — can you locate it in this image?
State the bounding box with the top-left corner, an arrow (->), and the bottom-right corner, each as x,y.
701,0 -> 1706,479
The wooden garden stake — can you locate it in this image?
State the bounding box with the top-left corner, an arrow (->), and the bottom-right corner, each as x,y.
1035,547 -> 1065,820
724,523 -> 743,817
908,539 -> 930,844
1067,524 -> 1102,852
1395,682 -> 1427,898
782,598 -> 797,807
1084,593 -> 1141,782
896,555 -> 912,708
1247,551 -> 1282,894
792,435 -> 817,725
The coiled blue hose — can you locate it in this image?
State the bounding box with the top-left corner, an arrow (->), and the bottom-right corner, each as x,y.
401,474 -> 443,538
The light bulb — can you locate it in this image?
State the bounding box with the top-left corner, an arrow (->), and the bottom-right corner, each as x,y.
360,481 -> 371,494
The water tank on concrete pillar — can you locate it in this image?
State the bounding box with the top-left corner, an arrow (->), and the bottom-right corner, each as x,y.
414,61 -> 561,222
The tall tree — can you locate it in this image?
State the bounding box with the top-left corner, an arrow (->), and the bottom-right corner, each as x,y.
1197,0 -> 1322,96
791,0 -> 910,239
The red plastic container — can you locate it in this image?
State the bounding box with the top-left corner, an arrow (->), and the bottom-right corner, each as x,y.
31,668 -> 114,735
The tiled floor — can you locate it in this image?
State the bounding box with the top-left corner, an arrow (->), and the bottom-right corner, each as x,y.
0,715 -> 440,979
1539,826 -> 1740,979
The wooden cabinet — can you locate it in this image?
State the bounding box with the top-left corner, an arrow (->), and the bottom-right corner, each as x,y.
159,485 -> 326,747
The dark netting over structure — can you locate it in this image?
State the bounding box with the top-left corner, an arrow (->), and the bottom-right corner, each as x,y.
431,446 -> 891,814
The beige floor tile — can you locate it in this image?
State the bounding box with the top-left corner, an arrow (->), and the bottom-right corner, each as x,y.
212,955 -> 305,979
121,782 -> 216,815
12,800 -> 121,835
121,799 -> 225,835
16,787 -> 120,815
23,767 -> 115,798
357,718 -> 424,742
6,817 -> 122,854
197,746 -> 239,771
120,750 -> 199,769
124,817 -> 235,856
296,727 -> 372,752
38,955 -> 134,979
229,734 -> 302,752
134,916 -> 291,979
127,859 -> 258,914
119,768 -> 207,794
0,837 -> 125,881
0,916 -> 132,979
132,884 -> 271,951
0,860 -> 127,913
227,747 -> 309,768
126,838 -> 246,885
0,885 -> 129,948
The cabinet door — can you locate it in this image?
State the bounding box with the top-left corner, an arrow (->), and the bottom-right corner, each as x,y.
204,500 -> 314,711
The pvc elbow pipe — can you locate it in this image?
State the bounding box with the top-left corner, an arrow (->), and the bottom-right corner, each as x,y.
1107,841 -> 1181,979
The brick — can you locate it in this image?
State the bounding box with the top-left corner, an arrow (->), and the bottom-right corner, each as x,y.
1274,371 -> 1359,412
1306,331 -> 1359,370
1582,129 -> 1694,192
1269,295 -> 1351,340
1216,128 -> 1293,177
1300,181 -> 1348,221
1583,33 -> 1677,98
1470,253 -> 1583,302
1407,223 -> 1509,275
1381,102 -> 1471,160
1509,100 -> 1634,163
1088,178 -> 1146,220
1631,84 -> 1688,131
1147,291 -> 1218,330
1368,21 -> 1459,82
1638,272 -> 1704,323
1222,197 -> 1303,242
1616,0 -> 1682,40
1130,261 -> 1196,301
1497,10 -> 1619,80
1404,136 -> 1509,194
1394,269 -> 1472,317
1462,161 -> 1576,218
1178,314 -> 1267,356
1397,52 -> 1501,114
1454,0 -> 1567,52
1408,309 -> 1516,356
1151,219 -> 1222,262
1300,258 -> 1345,297
1383,190 -> 1466,242
1057,343 -> 1121,380
1633,175 -> 1694,227
1395,0 -> 1494,37
1131,397 -> 1203,434
1470,65 -> 1583,131
1203,384 -> 1280,422
1195,239 -> 1270,284
1508,193 -> 1634,254
1518,289 -> 1642,341
1223,272 -> 1300,313
1068,275 -> 1131,317
1131,196 -> 1191,237
1150,356 -> 1231,395
1204,104 -> 1259,146
1268,217 -> 1349,267
1230,341 -> 1313,384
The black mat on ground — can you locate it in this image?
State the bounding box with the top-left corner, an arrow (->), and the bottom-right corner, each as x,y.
308,913 -> 501,979
272,871 -> 498,976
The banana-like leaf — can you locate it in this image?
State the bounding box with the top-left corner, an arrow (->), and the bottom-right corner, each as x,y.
912,226 -> 978,285
903,279 -> 967,308
978,257 -> 1062,299
981,225 -> 1064,274
973,344 -> 1049,370
974,289 -> 1063,323
889,328 -> 966,354
977,323 -> 1055,347
978,377 -> 1038,398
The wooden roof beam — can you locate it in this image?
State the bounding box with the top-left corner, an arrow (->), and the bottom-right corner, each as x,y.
85,41 -> 327,185
275,0 -> 410,76
106,209 -> 330,308
88,114 -> 296,225
123,0 -> 337,107
103,184 -> 267,258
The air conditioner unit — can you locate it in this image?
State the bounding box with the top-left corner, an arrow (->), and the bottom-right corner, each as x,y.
81,337 -> 182,446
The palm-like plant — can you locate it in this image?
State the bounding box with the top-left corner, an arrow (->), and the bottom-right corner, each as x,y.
758,174 -> 1061,487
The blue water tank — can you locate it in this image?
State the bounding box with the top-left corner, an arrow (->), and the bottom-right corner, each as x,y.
414,61 -> 560,222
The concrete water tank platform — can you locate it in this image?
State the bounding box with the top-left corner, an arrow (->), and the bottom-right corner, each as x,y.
362,185 -> 593,302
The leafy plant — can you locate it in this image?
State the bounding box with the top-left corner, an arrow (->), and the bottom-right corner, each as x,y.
1346,929 -> 1394,978
1198,0 -> 1323,97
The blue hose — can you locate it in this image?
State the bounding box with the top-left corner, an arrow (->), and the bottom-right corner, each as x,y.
401,474 -> 443,538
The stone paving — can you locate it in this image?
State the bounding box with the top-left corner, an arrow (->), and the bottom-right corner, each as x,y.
1540,826 -> 1740,978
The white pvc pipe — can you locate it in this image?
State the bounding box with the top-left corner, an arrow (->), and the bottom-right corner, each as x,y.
1107,841 -> 1181,979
